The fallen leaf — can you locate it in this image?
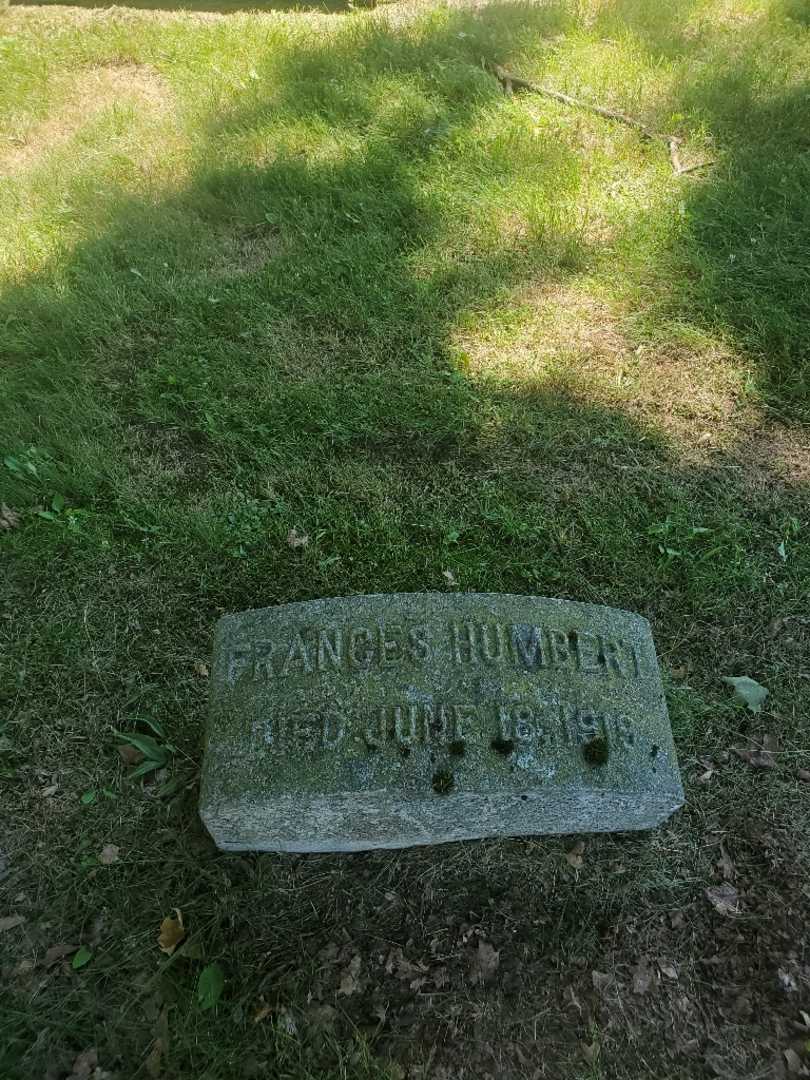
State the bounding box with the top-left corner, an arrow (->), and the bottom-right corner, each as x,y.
197,962 -> 225,1010
0,914 -> 26,933
287,528 -> 309,549
253,1002 -> 273,1023
565,840 -> 585,869
145,1040 -> 164,1079
72,945 -> 92,969
697,768 -> 714,784
118,744 -> 145,766
740,733 -> 779,769
779,969 -> 799,993
338,954 -> 362,996
68,1048 -> 98,1080
98,844 -> 120,866
797,769 -> 810,783
669,910 -> 686,930
469,940 -> 500,985
632,958 -> 653,995
442,569 -> 457,586
659,961 -> 679,981
705,884 -> 740,917
388,950 -> 429,982
158,909 -> 186,955
193,661 -> 209,678
784,1048 -> 806,1076
0,504 -> 20,530
44,943 -> 79,966
722,675 -> 769,713
41,784 -> 58,798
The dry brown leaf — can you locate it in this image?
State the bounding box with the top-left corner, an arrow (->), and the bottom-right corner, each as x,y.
158,909 -> 185,955
469,940 -> 500,985
632,958 -> 653,995
0,914 -> 26,933
659,961 -> 679,981
145,1039 -> 164,1080
388,950 -> 429,982
705,884 -> 740,917
565,840 -> 585,869
734,733 -> 778,769
118,744 -> 145,766
99,844 -> 120,866
193,661 -> 209,678
337,954 -> 362,996
783,1048 -> 807,1076
44,943 -> 79,966
287,528 -> 309,549
0,504 -> 21,530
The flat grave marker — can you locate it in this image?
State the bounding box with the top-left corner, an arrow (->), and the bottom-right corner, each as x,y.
200,593 -> 684,852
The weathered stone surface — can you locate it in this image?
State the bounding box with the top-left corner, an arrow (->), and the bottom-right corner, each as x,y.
200,593 -> 683,852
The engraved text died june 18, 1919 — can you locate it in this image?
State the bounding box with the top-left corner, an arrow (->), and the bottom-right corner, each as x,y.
199,593 -> 684,852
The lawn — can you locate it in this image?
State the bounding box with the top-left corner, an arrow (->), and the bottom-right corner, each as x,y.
1,0 -> 809,1075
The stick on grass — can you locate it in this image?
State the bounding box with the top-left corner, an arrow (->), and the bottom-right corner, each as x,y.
486,61 -> 715,175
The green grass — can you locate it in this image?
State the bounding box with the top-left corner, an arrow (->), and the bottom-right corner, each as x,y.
1,0 -> 809,1076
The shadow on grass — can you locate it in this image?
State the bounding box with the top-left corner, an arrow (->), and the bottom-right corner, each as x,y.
1,5 -> 810,1076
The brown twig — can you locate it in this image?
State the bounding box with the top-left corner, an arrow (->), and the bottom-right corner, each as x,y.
486,61 -> 715,176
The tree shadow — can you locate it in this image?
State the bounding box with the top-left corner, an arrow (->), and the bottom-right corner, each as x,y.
2,5 -> 810,1078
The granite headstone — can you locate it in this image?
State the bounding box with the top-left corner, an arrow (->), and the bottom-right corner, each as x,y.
200,593 -> 683,852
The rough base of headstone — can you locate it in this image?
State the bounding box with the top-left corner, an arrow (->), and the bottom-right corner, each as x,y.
200,593 -> 684,852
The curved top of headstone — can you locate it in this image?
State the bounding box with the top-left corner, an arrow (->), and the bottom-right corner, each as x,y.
200,592 -> 683,852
